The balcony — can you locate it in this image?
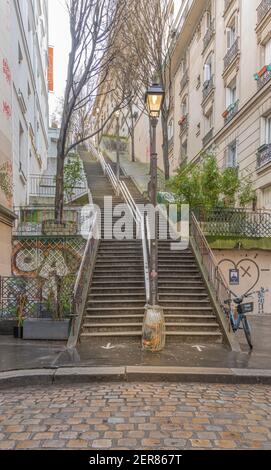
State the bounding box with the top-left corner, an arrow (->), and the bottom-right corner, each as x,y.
254,65 -> 271,90
202,128 -> 213,147
222,100 -> 239,125
29,174 -> 88,203
257,0 -> 271,25
202,76 -> 215,102
224,0 -> 235,15
257,143 -> 271,170
180,70 -> 189,93
178,115 -> 189,135
168,136 -> 174,149
203,20 -> 215,52
223,38 -> 240,72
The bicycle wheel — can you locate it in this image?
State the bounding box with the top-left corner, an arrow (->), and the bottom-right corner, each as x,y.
242,317 -> 253,350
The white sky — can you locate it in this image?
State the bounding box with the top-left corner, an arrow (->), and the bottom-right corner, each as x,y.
48,0 -> 70,120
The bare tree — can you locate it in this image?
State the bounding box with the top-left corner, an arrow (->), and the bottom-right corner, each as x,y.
55,0 -> 128,222
124,0 -> 174,179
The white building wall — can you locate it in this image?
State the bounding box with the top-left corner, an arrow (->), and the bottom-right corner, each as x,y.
11,0 -> 49,207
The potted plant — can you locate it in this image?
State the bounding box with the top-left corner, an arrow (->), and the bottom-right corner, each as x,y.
13,293 -> 27,339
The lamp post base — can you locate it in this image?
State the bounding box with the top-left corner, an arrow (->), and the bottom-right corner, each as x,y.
142,305 -> 166,352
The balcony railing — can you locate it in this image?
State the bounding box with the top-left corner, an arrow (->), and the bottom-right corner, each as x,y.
257,143 -> 271,169
223,100 -> 239,125
195,207 -> 271,238
224,0 -> 234,15
203,20 -> 215,52
257,0 -> 271,24
179,115 -> 189,135
202,76 -> 214,101
223,37 -> 240,71
202,128 -> 213,147
255,65 -> 271,90
180,70 -> 189,92
168,136 -> 174,149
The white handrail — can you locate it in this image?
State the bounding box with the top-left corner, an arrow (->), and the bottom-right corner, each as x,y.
92,144 -> 151,304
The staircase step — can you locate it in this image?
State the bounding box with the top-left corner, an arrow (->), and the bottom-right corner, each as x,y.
86,307 -> 144,313
165,323 -> 220,332
85,315 -> 144,321
165,331 -> 223,343
81,331 -> 142,338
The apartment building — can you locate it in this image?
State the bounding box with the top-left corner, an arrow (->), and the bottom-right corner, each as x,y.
0,0 -> 16,275
11,0 -> 49,208
166,0 -> 271,210
0,0 -> 49,275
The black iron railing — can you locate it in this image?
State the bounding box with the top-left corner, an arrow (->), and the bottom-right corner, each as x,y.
203,76 -> 214,101
257,144 -> 271,169
257,0 -> 271,24
256,67 -> 271,90
224,37 -> 239,71
224,0 -> 234,15
179,115 -> 189,135
224,100 -> 239,125
202,128 -> 213,147
180,70 -> 189,92
203,20 -> 215,52
195,207 -> 271,238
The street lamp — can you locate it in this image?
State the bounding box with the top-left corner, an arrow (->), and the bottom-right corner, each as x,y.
115,109 -> 121,188
142,80 -> 165,352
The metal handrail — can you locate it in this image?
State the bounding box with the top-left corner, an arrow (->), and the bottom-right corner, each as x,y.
91,143 -> 151,304
67,211 -> 100,349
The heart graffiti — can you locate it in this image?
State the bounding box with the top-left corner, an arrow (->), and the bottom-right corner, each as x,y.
218,258 -> 260,295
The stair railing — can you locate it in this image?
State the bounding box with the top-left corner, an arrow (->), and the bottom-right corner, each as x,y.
190,212 -> 229,308
91,143 -> 151,304
190,212 -> 241,352
67,210 -> 100,349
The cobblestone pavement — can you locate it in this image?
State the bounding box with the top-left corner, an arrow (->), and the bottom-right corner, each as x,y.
0,383 -> 271,450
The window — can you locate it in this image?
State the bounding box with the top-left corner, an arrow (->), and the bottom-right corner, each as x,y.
266,116 -> 271,144
18,42 -> 23,64
226,78 -> 237,107
19,122 -> 26,179
181,140 -> 187,160
265,38 -> 271,65
181,96 -> 188,116
205,107 -> 213,132
206,10 -> 211,31
226,141 -> 237,167
204,53 -> 213,82
226,15 -> 237,50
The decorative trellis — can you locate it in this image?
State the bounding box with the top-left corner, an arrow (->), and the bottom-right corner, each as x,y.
0,237 -> 85,319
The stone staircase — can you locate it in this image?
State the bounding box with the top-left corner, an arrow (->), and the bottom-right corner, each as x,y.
80,157 -> 146,341
158,240 -> 222,343
79,153 -> 223,344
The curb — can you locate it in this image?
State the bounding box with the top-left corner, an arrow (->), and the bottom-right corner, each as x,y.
1,366 -> 271,389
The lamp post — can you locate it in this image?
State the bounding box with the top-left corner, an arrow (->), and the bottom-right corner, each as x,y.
115,110 -> 120,187
145,81 -> 165,306
142,80 -> 165,352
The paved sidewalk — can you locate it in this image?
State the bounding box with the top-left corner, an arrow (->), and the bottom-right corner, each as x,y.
0,382 -> 270,449
102,145 -> 165,195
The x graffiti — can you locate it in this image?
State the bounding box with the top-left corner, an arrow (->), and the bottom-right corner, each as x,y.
241,265 -> 252,278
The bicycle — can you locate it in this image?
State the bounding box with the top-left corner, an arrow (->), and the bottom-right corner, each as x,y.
223,290 -> 255,349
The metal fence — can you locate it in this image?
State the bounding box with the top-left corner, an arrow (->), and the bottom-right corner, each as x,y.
195,207 -> 271,238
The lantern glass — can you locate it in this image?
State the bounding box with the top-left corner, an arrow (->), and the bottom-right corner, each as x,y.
145,83 -> 164,118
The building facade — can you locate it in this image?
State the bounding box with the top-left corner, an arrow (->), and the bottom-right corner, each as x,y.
0,0 -> 15,275
11,0 -> 49,208
0,0 -> 49,275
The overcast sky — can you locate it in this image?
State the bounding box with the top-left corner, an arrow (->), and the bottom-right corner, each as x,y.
48,0 -> 70,120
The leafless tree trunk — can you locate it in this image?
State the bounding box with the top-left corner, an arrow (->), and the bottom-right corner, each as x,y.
55,0 -> 127,222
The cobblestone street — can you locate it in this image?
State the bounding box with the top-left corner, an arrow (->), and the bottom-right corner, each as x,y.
0,382 -> 271,450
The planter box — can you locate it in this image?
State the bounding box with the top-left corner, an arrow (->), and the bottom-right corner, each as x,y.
41,220 -> 77,236
23,318 -> 70,341
0,320 -> 17,336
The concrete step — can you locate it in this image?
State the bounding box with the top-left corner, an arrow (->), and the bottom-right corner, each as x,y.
86,307 -> 145,314
89,293 -> 146,300
90,287 -> 145,294
84,315 -> 144,322
164,315 -> 217,323
83,323 -> 143,332
81,331 -> 142,339
165,323 -> 220,332
87,300 -> 146,308
162,306 -> 214,314
159,293 -> 208,301
165,331 -> 223,343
